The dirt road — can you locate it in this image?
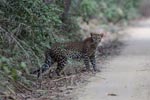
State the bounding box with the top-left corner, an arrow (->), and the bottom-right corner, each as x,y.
77,19 -> 150,100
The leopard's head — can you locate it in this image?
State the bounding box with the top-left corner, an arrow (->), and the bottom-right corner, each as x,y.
90,32 -> 104,44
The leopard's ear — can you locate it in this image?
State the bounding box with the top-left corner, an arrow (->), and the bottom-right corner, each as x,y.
90,32 -> 93,37
90,32 -> 95,37
100,33 -> 104,37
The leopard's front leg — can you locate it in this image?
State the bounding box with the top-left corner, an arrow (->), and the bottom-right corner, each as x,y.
83,54 -> 91,71
90,55 -> 100,72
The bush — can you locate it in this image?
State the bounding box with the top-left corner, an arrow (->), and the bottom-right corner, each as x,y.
0,0 -> 64,90
95,0 -> 139,23
79,0 -> 98,23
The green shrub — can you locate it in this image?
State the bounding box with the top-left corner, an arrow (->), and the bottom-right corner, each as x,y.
80,0 -> 98,22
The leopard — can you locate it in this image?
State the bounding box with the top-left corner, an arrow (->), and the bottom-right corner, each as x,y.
31,33 -> 104,77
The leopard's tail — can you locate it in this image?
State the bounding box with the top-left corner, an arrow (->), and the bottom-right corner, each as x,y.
30,63 -> 50,77
30,54 -> 53,77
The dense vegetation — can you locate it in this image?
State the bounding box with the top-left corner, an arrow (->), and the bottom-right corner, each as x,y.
0,0 -> 139,95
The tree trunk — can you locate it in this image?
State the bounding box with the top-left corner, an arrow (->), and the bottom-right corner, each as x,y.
61,0 -> 71,23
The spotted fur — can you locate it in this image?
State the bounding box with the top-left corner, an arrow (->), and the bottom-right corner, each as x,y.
32,33 -> 104,77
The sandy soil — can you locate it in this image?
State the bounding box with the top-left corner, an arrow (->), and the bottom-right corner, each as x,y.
76,19 -> 150,100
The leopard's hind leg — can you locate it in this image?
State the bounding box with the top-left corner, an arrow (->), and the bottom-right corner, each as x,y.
55,56 -> 67,76
30,54 -> 54,77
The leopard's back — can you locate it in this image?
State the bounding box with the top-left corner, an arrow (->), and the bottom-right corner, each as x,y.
50,33 -> 103,58
51,42 -> 83,52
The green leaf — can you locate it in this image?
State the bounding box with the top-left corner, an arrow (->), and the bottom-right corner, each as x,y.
3,67 -> 10,74
20,62 -> 26,69
11,69 -> 19,81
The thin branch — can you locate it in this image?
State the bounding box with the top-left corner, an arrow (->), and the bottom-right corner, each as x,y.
0,26 -> 30,58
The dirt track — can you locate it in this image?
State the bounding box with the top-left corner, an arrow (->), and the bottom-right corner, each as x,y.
77,19 -> 150,100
